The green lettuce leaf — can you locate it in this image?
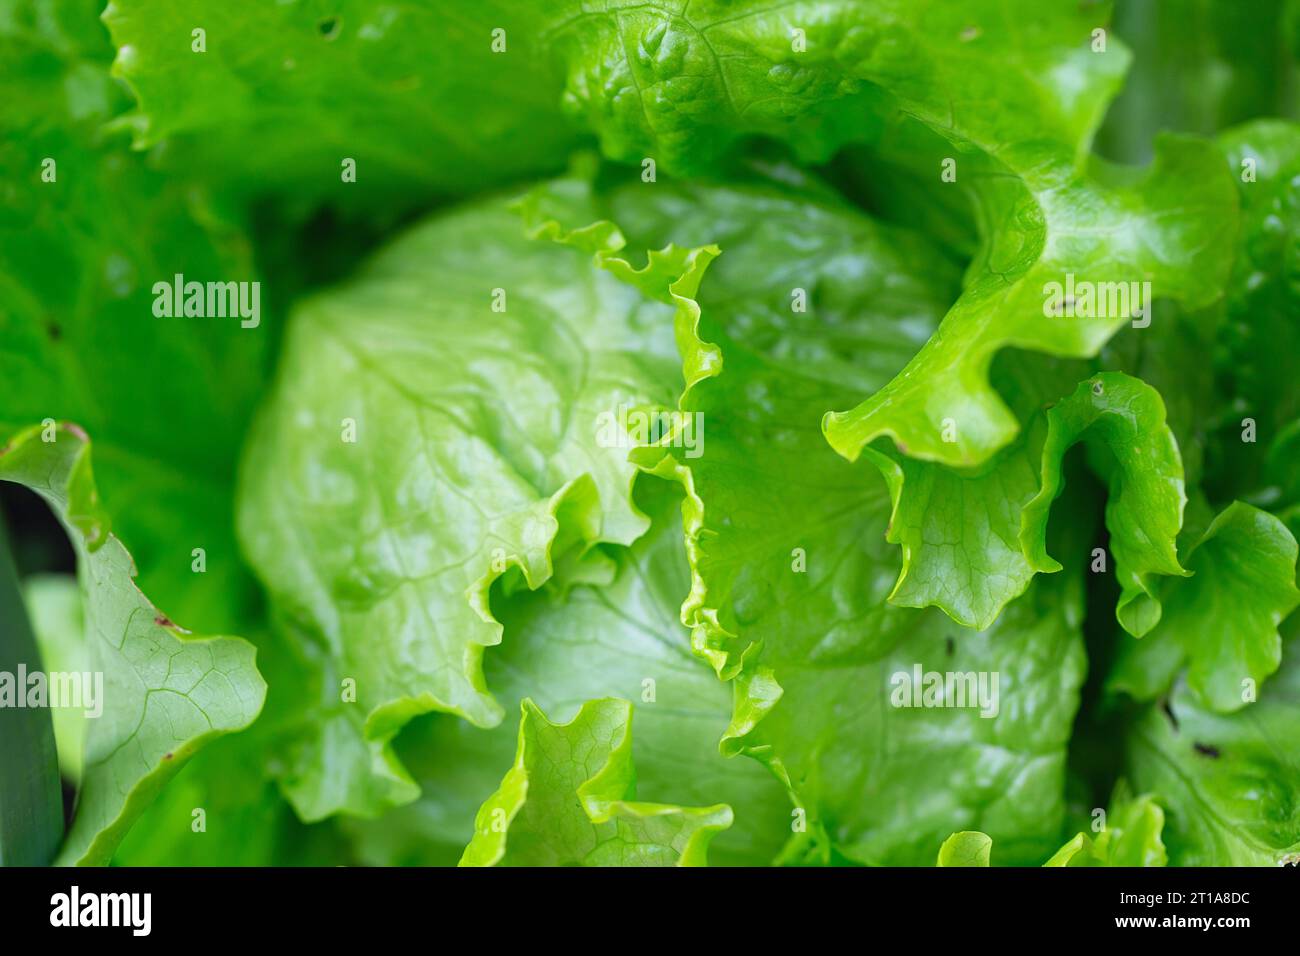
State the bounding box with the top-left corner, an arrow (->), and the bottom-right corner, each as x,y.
102,0 -> 583,214
1211,121 -> 1300,504
1088,123 -> 1300,712
105,630 -> 353,866
461,698 -> 732,867
1111,122 -> 1300,532
1108,502 -> 1300,712
729,578 -> 1086,866
237,182 -> 717,818
827,115 -> 983,262
1044,787 -> 1167,867
1023,373 -> 1188,636
603,174 -> 958,678
546,0 -> 1128,176
1123,641 -> 1300,866
108,606 -> 376,863
110,731 -> 349,866
0,0 -> 269,634
604,177 -> 1087,865
25,569 -> 348,866
0,423 -> 266,865
936,831 -> 991,867
938,787 -> 1167,867
541,2 -> 1236,641
868,370 -> 1188,631
824,136 -> 1237,471
345,481 -> 789,867
519,0 -> 1236,474
6,0 -> 1298,873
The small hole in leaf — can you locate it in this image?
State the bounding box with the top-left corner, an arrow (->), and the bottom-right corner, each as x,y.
318,16 -> 340,40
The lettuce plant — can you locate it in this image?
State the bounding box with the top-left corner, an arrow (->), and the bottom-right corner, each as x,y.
2,0 -> 1299,868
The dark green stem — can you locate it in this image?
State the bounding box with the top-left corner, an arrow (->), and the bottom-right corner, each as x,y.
0,515 -> 63,866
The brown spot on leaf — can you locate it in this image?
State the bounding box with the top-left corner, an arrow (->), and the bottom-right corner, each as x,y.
154,614 -> 174,628
1193,742 -> 1220,758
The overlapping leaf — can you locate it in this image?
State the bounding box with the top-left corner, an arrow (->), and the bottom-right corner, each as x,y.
0,424 -> 265,865
506,0 -> 1236,475
825,137 -> 1237,471
868,370 -> 1189,631
344,481 -> 787,866
607,178 -> 1087,864
4,0 -> 1295,872
237,181 -> 718,818
461,697 -> 733,867
1108,502 -> 1300,712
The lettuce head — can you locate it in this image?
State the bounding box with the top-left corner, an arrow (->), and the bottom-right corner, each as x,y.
1,0 -> 1298,869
